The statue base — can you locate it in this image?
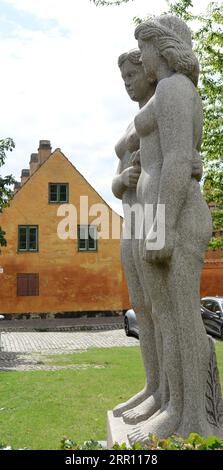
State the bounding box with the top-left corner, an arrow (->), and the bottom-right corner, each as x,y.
107,410 -> 223,448
107,410 -> 135,449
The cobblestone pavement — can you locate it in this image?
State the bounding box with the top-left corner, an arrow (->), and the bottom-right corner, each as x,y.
0,330 -> 138,371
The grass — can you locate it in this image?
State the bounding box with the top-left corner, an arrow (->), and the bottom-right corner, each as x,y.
0,346 -> 144,450
0,340 -> 223,450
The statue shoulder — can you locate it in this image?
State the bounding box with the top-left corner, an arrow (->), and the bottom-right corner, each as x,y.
155,74 -> 196,116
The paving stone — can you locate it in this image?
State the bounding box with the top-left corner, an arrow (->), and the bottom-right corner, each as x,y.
0,330 -> 138,371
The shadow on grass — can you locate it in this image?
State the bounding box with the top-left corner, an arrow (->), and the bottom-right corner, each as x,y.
0,351 -> 44,372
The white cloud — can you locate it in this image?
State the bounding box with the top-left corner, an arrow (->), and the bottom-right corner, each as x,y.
0,0 -> 216,216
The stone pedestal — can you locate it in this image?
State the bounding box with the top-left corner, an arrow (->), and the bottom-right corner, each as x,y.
107,410 -> 134,448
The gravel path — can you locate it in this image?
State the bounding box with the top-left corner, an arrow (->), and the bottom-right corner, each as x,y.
0,330 -> 138,371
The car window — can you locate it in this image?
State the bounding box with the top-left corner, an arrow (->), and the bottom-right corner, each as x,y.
212,302 -> 221,314
202,300 -> 214,311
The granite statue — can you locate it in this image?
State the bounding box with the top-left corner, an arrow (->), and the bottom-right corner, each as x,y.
109,15 -> 222,445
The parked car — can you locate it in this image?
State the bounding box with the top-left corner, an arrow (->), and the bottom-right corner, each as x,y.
125,297 -> 223,341
200,296 -> 223,339
124,309 -> 139,338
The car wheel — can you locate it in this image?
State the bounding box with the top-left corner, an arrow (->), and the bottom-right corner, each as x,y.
124,317 -> 130,336
221,327 -> 223,340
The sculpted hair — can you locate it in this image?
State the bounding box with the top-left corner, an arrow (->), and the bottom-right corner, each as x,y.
135,15 -> 199,86
118,49 -> 141,68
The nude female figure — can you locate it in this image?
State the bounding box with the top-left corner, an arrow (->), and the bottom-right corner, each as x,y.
112,50 -> 162,422
111,47 -> 203,426
128,15 -> 215,445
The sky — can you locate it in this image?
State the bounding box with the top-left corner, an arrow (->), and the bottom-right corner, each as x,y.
0,0 -> 215,215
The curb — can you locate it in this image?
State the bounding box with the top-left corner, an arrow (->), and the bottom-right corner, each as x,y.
0,323 -> 124,333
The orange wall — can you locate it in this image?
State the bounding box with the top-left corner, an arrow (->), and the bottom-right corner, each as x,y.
0,151 -> 130,314
201,261 -> 223,297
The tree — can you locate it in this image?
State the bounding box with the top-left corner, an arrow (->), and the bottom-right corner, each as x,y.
91,0 -> 133,5
0,138 -> 15,247
167,1 -> 223,249
92,0 -> 223,250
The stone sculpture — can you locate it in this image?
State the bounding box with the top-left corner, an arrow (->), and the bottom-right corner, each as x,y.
112,50 -> 161,420
109,14 -> 223,446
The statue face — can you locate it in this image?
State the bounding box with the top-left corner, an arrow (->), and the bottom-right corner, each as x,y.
120,59 -> 151,102
138,38 -> 159,84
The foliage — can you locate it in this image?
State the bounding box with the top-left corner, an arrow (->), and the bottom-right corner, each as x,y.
0,443 -> 27,450
60,433 -> 223,450
61,438 -> 103,450
0,444 -> 13,450
167,0 -> 194,20
0,138 -> 15,247
147,433 -> 223,450
168,1 -> 223,250
113,433 -> 223,450
90,0 -> 133,6
113,441 -> 144,450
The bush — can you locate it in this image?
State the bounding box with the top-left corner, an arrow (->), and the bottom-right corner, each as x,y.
61,433 -> 223,450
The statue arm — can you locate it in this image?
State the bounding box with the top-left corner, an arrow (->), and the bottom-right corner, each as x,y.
111,160 -> 126,200
155,76 -> 194,233
143,76 -> 196,263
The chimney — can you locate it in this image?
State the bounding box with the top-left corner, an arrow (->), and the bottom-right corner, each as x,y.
29,153 -> 39,175
38,140 -> 52,165
13,181 -> 21,194
21,169 -> 30,185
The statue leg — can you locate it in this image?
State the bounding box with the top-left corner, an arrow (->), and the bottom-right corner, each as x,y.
173,187 -> 219,436
113,238 -> 159,417
123,234 -> 168,425
170,246 -> 212,437
128,259 -> 184,444
122,304 -> 162,424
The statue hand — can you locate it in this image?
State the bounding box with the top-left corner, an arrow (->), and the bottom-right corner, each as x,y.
121,165 -> 141,189
130,149 -> 141,167
143,229 -> 176,264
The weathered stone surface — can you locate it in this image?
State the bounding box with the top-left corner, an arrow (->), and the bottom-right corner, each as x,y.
107,411 -> 131,448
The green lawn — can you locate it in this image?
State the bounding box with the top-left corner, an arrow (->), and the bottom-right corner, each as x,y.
0,341 -> 222,450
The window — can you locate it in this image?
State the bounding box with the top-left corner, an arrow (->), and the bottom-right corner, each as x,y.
203,300 -> 213,311
17,273 -> 39,296
18,226 -> 38,252
212,301 -> 221,315
203,300 -> 220,314
49,183 -> 69,203
78,225 -> 97,251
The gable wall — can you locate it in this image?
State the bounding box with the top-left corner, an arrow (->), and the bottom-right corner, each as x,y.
0,151 -> 130,314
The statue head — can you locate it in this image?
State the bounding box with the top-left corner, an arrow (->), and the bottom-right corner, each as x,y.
118,49 -> 155,103
135,14 -> 199,86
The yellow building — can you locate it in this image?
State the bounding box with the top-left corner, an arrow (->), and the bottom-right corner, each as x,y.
0,140 -> 129,315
